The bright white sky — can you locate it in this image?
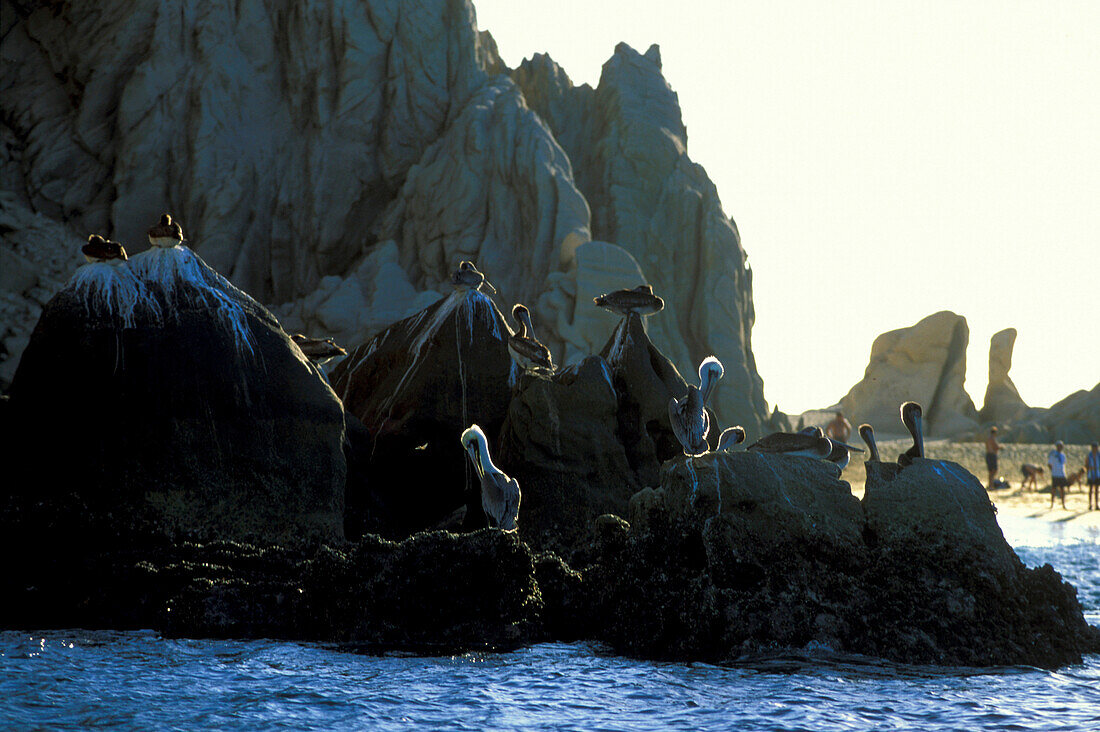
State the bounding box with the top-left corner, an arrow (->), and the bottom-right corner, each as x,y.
474,0 -> 1099,414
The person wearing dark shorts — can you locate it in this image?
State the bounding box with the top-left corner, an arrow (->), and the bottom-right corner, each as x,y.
984,427 -> 1000,489
1087,442 -> 1100,511
1048,440 -> 1068,510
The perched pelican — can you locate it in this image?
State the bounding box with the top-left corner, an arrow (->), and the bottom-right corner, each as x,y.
669,385 -> 709,456
668,355 -> 724,456
290,333 -> 347,365
451,260 -> 496,295
147,213 -> 184,248
698,356 -> 724,406
593,284 -> 664,316
508,304 -> 554,373
859,423 -> 880,463
746,430 -> 833,459
716,426 -> 746,452
82,234 -> 128,264
824,439 -> 864,470
897,401 -> 924,468
460,424 -> 520,531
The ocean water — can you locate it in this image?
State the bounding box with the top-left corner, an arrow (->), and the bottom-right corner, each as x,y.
3,517 -> 1098,732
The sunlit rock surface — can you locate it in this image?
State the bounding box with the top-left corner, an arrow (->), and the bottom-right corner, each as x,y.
980,328 -> 1030,424
839,311 -> 979,437
4,247 -> 347,543
1,0 -> 770,435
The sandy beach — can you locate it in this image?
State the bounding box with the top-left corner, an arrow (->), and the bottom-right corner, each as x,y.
842,440 -> 1100,529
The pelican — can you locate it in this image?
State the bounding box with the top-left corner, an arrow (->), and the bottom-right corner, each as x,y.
593,284 -> 664,316
508,304 -> 554,373
82,234 -> 128,264
716,426 -> 746,452
897,401 -> 924,468
460,424 -> 520,531
746,430 -> 833,459
451,260 -> 497,295
824,440 -> 864,470
668,355 -> 724,456
147,213 -> 184,248
669,385 -> 709,456
290,333 -> 347,365
859,423 -> 880,462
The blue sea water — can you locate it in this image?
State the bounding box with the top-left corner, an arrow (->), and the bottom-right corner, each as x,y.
3,516 -> 1099,732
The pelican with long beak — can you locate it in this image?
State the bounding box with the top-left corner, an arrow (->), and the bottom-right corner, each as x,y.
147,213 -> 184,248
460,424 -> 520,531
897,401 -> 924,468
716,426 -> 746,452
859,423 -> 880,463
593,284 -> 664,316
451,260 -> 497,295
824,439 -> 865,470
82,234 -> 128,264
668,356 -> 724,456
508,303 -> 554,374
746,430 -> 833,459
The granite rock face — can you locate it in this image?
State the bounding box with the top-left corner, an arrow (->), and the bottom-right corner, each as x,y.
839,311 -> 979,437
3,248 -> 347,543
1,1 -> 770,435
514,44 -> 768,436
980,328 -> 1029,424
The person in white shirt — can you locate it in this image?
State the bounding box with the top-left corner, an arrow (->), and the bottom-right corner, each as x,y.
1048,440 -> 1068,509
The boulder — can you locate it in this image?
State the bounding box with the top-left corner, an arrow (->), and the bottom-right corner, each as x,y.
4,247 -> 347,543
840,311 -> 979,437
331,288 -> 514,537
980,328 -> 1029,424
861,458 -> 1015,575
498,357 -> 638,557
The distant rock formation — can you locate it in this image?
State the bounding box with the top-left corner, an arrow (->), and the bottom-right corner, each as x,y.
1039,382 -> 1100,444
0,0 -> 770,436
839,311 -> 979,437
980,328 -> 1029,424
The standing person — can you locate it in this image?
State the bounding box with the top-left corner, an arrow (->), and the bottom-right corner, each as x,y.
826,412 -> 852,443
1087,442 -> 1100,512
984,426 -> 1001,489
1048,440 -> 1069,510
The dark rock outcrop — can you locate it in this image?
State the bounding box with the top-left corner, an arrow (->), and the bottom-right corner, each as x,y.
586,451 -> 1100,668
0,491 -> 539,653
331,289 -> 514,537
4,251 -> 346,543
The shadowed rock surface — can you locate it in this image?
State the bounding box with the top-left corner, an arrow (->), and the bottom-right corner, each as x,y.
585,451 -> 1100,668
4,256 -> 347,544
331,289 -> 514,538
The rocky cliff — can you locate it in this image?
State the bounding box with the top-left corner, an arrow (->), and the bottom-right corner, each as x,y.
0,0 -> 769,435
